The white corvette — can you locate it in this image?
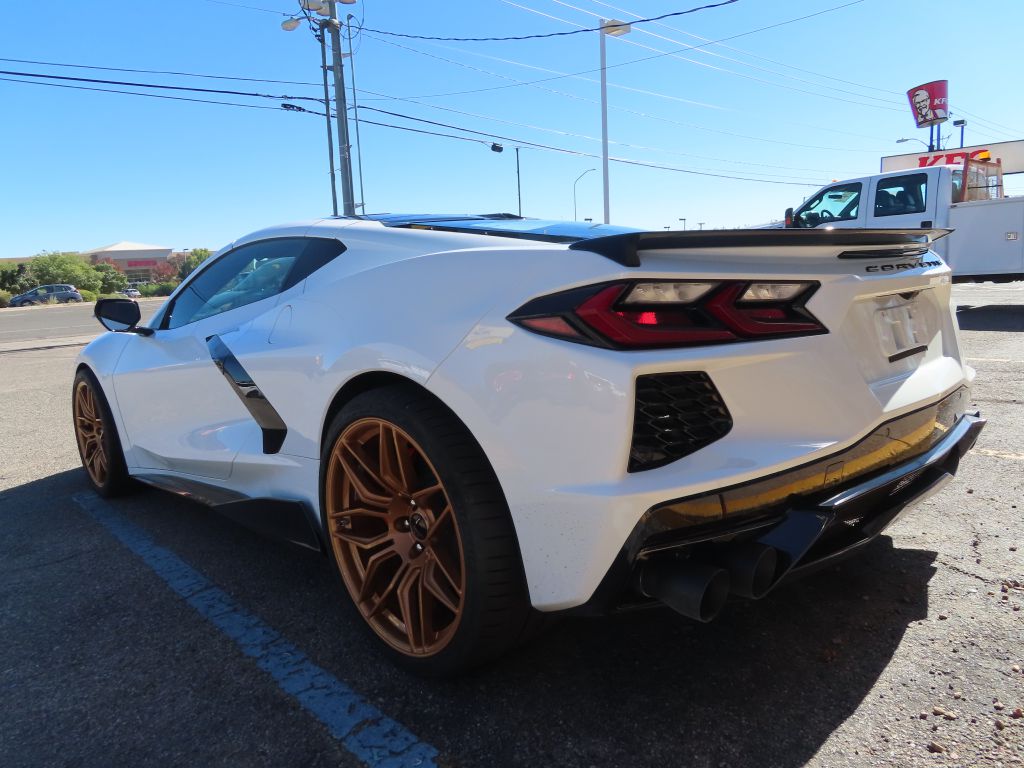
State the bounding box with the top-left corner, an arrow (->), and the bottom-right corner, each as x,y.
74,214 -> 984,675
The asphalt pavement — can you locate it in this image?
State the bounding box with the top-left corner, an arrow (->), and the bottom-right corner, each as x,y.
0,285 -> 1021,768
0,298 -> 164,352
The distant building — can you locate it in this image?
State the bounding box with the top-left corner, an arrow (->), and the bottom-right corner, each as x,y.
81,241 -> 174,284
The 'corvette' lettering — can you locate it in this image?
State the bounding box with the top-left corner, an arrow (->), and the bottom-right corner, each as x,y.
866,260 -> 941,272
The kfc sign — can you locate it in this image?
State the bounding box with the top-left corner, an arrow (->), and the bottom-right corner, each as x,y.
881,140 -> 1024,174
907,80 -> 949,128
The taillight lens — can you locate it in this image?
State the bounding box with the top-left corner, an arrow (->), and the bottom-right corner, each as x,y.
508,280 -> 825,349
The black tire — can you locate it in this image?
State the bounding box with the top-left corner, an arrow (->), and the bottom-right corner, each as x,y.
320,384 -> 539,676
72,368 -> 133,497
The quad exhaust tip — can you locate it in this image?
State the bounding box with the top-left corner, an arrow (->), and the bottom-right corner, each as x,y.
640,543 -> 780,622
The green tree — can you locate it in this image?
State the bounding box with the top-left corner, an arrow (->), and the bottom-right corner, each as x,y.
92,263 -> 128,293
27,252 -> 102,293
177,248 -> 212,281
0,263 -> 33,294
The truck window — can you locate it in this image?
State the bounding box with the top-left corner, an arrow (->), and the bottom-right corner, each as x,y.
793,182 -> 861,227
874,173 -> 927,217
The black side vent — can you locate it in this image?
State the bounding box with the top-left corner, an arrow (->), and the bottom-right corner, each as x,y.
629,373 -> 733,472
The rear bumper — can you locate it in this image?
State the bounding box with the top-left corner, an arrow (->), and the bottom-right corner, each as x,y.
578,409 -> 985,615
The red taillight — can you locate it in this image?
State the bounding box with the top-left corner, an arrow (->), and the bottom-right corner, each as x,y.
508,280 -> 825,349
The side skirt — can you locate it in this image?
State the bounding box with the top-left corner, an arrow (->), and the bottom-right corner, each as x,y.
133,473 -> 325,554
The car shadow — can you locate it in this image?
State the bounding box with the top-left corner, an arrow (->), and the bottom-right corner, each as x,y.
956,304 -> 1024,331
7,471 -> 938,768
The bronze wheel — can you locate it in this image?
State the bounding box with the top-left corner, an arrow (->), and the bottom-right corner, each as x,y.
74,378 -> 109,487
72,368 -> 131,497
325,417 -> 466,657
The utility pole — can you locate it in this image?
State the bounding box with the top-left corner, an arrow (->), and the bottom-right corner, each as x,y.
326,1 -> 356,216
515,147 -> 522,216
346,14 -> 365,212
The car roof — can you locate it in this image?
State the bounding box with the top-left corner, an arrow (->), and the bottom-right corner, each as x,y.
359,213 -> 640,243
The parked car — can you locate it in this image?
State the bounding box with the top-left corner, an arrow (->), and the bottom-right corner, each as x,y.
10,284 -> 83,306
74,215 -> 984,675
121,288 -> 142,298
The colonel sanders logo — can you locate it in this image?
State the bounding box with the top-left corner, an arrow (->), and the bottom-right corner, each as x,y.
907,80 -> 949,128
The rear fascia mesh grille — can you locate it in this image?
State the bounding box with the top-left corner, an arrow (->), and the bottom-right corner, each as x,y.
629,373 -> 733,472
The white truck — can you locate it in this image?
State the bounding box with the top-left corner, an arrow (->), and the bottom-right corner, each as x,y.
785,160 -> 1023,282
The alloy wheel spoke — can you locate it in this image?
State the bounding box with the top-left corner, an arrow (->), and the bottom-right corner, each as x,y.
422,558 -> 460,614
411,482 -> 444,508
331,527 -> 391,551
429,546 -> 462,598
357,545 -> 401,602
396,565 -> 424,653
333,443 -> 391,507
378,423 -> 416,495
365,560 -> 409,619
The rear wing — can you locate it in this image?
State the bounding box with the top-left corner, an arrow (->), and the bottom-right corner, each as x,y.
568,229 -> 953,268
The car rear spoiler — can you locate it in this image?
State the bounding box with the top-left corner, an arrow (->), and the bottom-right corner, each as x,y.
568,228 -> 953,268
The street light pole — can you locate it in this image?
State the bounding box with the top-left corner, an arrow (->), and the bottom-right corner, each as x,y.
599,19 -> 630,225
318,24 -> 338,216
573,168 -> 596,221
698,222 -> 705,230
515,147 -> 522,216
679,217 -> 686,231
326,1 -> 356,216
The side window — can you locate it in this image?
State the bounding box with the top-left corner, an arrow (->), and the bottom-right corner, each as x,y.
282,237 -> 346,289
164,237 -> 345,330
794,183 -> 861,227
166,240 -> 303,329
875,173 -> 927,217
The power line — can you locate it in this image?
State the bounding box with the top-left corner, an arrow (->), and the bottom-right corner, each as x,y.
537,0 -> 903,109
360,0 -> 739,42
356,106 -> 820,186
203,0 -> 290,16
384,0 -> 868,100
0,76 -> 288,111
0,72 -> 819,187
0,56 -> 321,88
502,0 -> 902,114
357,90 -> 839,181
0,69 -> 323,103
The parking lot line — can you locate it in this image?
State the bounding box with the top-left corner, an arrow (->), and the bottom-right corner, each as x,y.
73,491 -> 439,768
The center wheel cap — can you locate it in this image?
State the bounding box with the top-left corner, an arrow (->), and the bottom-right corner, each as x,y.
409,512 -> 429,540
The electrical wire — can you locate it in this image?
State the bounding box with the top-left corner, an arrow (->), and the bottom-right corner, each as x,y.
538,0 -> 903,109
0,76 -> 288,111
359,0 -> 738,42
501,0 -> 902,114
379,0 -> 869,100
0,69 -> 323,103
0,73 -> 819,186
356,90 -> 847,181
355,106 -> 821,186
0,56 -> 321,88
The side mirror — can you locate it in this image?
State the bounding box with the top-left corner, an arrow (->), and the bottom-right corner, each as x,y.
784,207 -> 795,228
95,298 -> 152,335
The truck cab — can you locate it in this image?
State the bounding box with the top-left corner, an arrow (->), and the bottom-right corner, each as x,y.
787,161 -> 1023,281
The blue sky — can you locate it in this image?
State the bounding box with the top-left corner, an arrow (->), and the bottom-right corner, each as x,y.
1,0 -> 1021,258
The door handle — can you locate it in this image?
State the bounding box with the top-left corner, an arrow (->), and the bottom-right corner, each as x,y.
921,220 -> 933,228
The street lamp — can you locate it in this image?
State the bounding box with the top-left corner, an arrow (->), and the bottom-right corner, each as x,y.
697,222 -> 705,230
678,217 -> 686,231
953,119 -> 966,148
897,137 -> 931,150
599,19 -> 630,225
573,168 -> 596,221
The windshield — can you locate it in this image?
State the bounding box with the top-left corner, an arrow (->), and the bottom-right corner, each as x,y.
792,182 -> 862,227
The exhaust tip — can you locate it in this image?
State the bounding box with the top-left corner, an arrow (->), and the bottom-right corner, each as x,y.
724,543 -> 778,600
641,561 -> 731,623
